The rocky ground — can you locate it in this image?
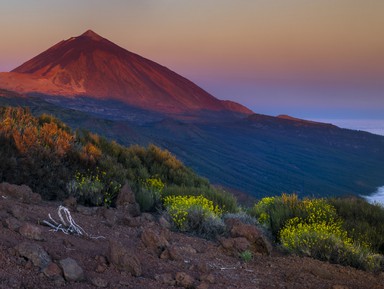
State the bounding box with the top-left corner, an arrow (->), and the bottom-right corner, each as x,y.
1,182 -> 384,289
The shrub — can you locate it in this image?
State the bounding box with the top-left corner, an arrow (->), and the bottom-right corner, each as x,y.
239,250 -> 253,262
135,177 -> 165,212
223,211 -> 258,225
164,185 -> 238,214
329,197 -> 384,254
279,198 -> 383,271
67,170 -> 121,207
250,194 -> 306,240
163,195 -> 225,238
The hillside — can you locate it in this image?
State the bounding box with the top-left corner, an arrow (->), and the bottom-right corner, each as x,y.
1,92 -> 384,198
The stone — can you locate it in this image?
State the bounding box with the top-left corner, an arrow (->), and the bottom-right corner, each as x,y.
43,262 -> 63,280
154,273 -> 176,286
331,286 -> 349,289
19,223 -> 44,241
4,217 -> 22,231
90,276 -> 109,288
140,227 -> 169,255
9,205 -> 27,221
116,183 -> 136,206
159,215 -> 172,229
196,282 -> 210,289
16,242 -> 51,269
63,196 -> 77,210
108,240 -> 142,277
0,182 -> 41,204
219,237 -> 251,255
225,218 -> 272,255
59,257 -> 85,282
200,273 -> 215,284
160,244 -> 197,261
175,272 -> 195,289
103,208 -> 118,227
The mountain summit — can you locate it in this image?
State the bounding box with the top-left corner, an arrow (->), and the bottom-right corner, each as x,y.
0,30 -> 252,115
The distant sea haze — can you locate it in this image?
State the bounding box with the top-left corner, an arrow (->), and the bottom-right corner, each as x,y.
364,186 -> 384,206
314,119 -> 384,136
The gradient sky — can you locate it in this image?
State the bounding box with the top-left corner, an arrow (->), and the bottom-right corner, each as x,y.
1,0 -> 383,120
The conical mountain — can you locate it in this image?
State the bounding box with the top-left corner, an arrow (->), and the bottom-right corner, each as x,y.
1,30 -> 252,115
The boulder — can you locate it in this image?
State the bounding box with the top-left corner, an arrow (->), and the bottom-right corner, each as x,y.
219,237 -> 251,254
108,240 -> 142,277
0,182 -> 41,204
116,183 -> 141,217
59,257 -> 85,282
140,227 -> 169,255
225,218 -> 272,255
42,262 -> 64,281
15,242 -> 51,269
19,223 -> 44,241
175,272 -> 195,289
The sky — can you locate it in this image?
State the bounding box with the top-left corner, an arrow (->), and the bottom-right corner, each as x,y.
1,0 -> 384,122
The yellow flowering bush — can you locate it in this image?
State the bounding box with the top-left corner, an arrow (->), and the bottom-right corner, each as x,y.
279,199 -> 383,271
163,195 -> 223,235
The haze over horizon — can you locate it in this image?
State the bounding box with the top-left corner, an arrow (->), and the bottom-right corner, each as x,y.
1,0 -> 383,123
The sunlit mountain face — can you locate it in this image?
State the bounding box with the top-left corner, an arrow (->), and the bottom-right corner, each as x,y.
0,30 -> 252,116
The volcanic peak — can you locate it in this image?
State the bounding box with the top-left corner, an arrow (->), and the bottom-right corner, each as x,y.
0,30 -> 253,116
80,29 -> 104,41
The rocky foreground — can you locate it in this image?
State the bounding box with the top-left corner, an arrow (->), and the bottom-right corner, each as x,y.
0,183 -> 383,289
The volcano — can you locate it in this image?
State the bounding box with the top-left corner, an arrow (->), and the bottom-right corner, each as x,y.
0,30 -> 252,115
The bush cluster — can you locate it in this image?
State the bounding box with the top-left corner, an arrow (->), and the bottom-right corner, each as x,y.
252,193 -> 384,271
0,107 -> 212,205
163,195 -> 225,238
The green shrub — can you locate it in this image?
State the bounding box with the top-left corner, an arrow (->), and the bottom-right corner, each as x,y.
66,170 -> 121,207
279,198 -> 383,271
135,177 -> 165,212
329,197 -> 384,254
223,211 -> 257,225
250,193 -> 306,240
239,250 -> 253,262
163,195 -> 225,238
164,185 -> 238,213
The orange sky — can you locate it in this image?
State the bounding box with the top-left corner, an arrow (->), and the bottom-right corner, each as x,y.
1,0 -> 383,118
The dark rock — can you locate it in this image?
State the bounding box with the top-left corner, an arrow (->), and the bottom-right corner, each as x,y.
90,276 -> 109,288
59,257 -> 85,282
43,262 -> 64,280
19,223 -> 44,241
103,208 -> 118,227
175,272 -> 195,288
159,215 -> 172,229
63,196 -> 77,210
0,182 -> 41,204
154,273 -> 176,286
225,218 -> 272,255
4,217 -> 22,231
140,227 -> 169,255
9,205 -> 27,221
160,244 -> 197,261
200,273 -> 215,284
108,240 -> 142,277
115,183 -> 141,217
16,241 -> 51,269
196,282 -> 210,289
116,183 -> 136,207
219,237 -> 251,255
119,215 -> 142,227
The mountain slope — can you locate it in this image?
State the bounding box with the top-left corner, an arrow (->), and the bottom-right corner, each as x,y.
1,92 -> 383,198
0,30 -> 252,115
